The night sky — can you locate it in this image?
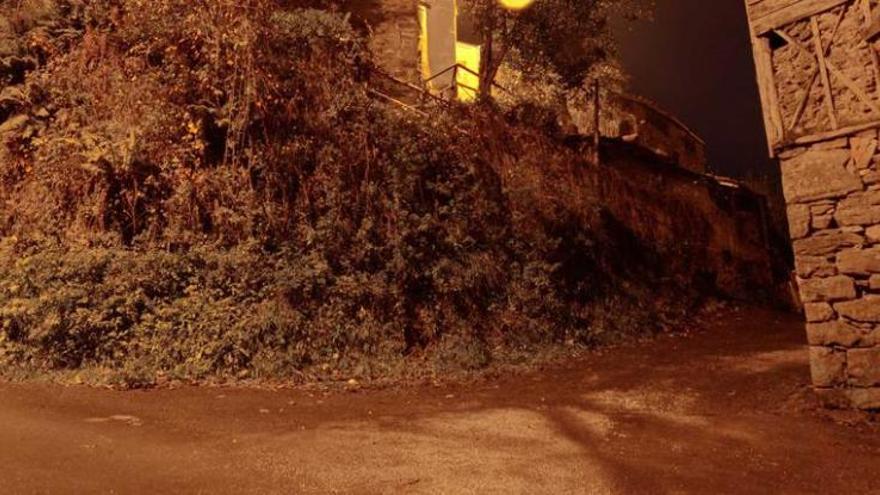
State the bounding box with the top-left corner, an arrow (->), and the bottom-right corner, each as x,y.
613,0 -> 773,178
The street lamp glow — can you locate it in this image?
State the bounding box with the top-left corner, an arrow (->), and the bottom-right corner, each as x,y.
498,0 -> 535,11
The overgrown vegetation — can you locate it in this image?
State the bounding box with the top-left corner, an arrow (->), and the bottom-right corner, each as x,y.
464,0 -> 650,98
0,0 -> 694,387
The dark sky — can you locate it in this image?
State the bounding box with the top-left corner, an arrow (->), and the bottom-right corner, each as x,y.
613,0 -> 773,178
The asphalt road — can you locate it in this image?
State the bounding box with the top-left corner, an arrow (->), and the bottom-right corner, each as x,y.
2,307 -> 879,494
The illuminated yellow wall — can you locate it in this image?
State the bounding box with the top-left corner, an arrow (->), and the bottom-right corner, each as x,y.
418,5 -> 431,86
455,42 -> 481,102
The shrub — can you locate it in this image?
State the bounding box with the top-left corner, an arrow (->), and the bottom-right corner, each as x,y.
0,1 -> 696,385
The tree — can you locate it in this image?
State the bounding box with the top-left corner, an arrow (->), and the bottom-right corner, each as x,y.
462,0 -> 652,99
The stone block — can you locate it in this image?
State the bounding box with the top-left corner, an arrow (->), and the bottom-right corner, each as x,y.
799,275 -> 857,303
806,320 -> 863,347
795,256 -> 837,278
837,247 -> 880,275
847,388 -> 880,410
793,231 -> 864,257
804,303 -> 835,322
835,190 -> 880,226
862,169 -> 880,186
847,348 -> 880,387
850,137 -> 878,170
782,149 -> 862,203
871,275 -> 880,291
868,225 -> 880,243
810,201 -> 836,216
864,327 -> 880,347
787,204 -> 810,239
812,215 -> 834,230
835,296 -> 880,323
809,347 -> 847,387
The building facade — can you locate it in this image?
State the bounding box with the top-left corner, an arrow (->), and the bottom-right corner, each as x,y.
745,0 -> 880,409
418,0 -> 482,101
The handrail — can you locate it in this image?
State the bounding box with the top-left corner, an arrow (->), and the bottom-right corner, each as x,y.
366,88 -> 430,117
365,76 -> 469,136
423,64 -> 458,84
371,67 -> 452,107
422,63 -> 513,96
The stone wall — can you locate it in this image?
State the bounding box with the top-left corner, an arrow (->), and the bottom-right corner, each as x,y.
347,0 -> 420,82
612,93 -> 708,175
746,0 -> 880,409
781,134 -> 880,409
596,141 -> 783,301
569,92 -> 709,175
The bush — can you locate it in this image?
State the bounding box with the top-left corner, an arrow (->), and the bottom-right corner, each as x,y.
0,1 -> 696,385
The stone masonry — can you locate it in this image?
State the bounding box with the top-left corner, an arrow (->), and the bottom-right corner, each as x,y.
782,136 -> 880,409
746,0 -> 880,409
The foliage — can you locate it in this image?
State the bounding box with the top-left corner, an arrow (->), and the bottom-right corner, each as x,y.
0,243 -> 359,384
0,0 -> 694,386
462,0 -> 651,97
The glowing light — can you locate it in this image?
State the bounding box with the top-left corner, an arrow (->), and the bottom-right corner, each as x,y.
498,0 -> 535,11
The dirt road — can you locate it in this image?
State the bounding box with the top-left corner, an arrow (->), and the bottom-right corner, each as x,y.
1,307 -> 879,494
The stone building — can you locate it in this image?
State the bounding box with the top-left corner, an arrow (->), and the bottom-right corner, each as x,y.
570,92 -> 709,174
745,0 -> 880,409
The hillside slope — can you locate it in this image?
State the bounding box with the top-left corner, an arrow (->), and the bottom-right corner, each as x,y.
0,0 -> 785,387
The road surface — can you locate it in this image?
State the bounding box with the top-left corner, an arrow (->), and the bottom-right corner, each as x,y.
1,307 -> 879,494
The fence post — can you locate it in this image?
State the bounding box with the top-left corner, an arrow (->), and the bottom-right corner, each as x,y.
592,79 -> 601,166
